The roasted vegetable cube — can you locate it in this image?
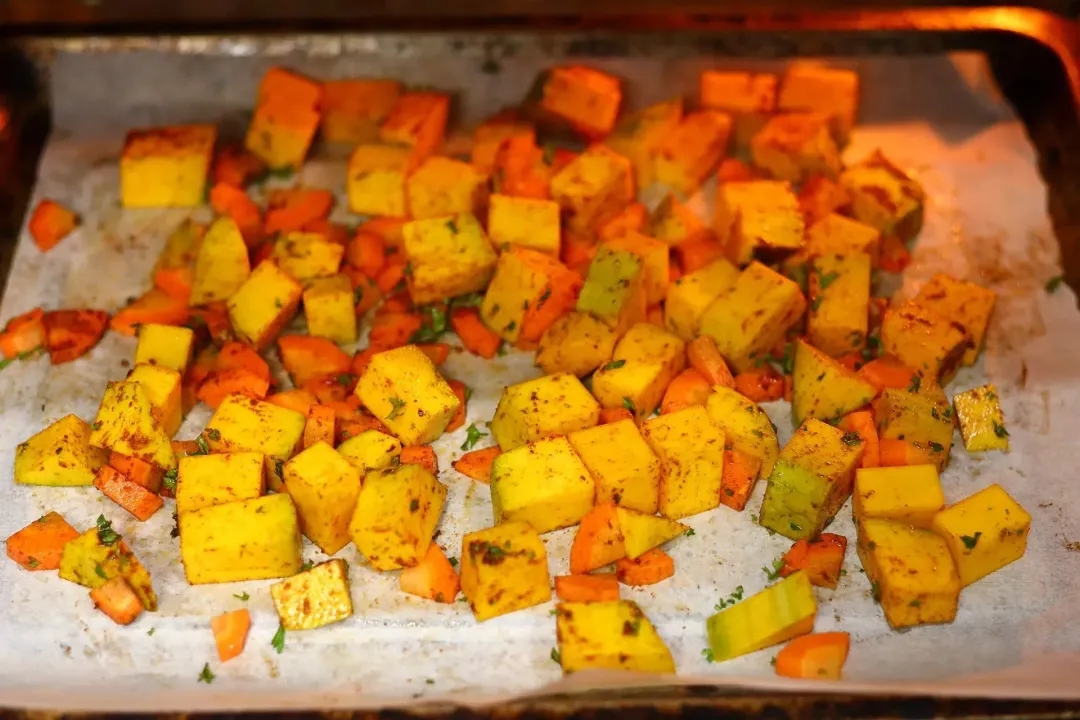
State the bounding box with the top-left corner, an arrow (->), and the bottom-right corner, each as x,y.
90,381 -> 175,471
59,527 -> 157,610
5,511 -> 80,571
379,92 -> 449,163
152,218 -> 204,299
700,70 -> 776,147
760,418 -> 864,540
615,507 -> 687,559
839,150 -> 925,242
480,248 -> 580,345
699,262 -> 805,372
134,323 -> 194,375
472,110 -> 533,171
654,110 -> 732,197
914,273 -> 996,366
649,192 -> 707,248
349,463 -> 447,571
575,246 -> 647,336
460,521 -> 551,621
180,494 -> 303,584
490,372 -> 599,451
751,112 -> 841,183
540,65 -> 622,138
953,384 -> 1009,452
487,194 -> 560,256
604,98 -> 683,188
805,214 -> 881,266
355,345 -> 460,446
568,419 -> 661,514
336,430 -> 401,473
285,442 -> 362,555
600,231 -> 669,306
875,388 -> 953,472
592,323 -> 686,421
320,79 -> 400,144
189,217 -> 251,306
271,559 -> 353,630
303,274 -> 357,345
792,339 -> 875,425
556,600 -> 675,674
271,231 -> 344,282
880,300 -> 968,385
704,387 -> 779,478
931,483 -> 1030,587
15,414 -> 106,487
176,451 -> 264,515
706,571 -> 816,662
205,395 -> 306,489
550,145 -> 634,234
536,311 -> 618,377
806,254 -> 871,358
406,156 -> 489,220
245,68 -> 321,170
641,406 -> 726,520
226,259 -> 303,352
778,66 -> 859,143
403,213 -> 498,304
854,465 -> 944,528
347,144 -> 415,218
857,518 -> 959,629
491,436 -> 595,534
127,363 -> 183,438
664,257 -> 739,341
715,181 -> 805,266
120,124 -> 216,208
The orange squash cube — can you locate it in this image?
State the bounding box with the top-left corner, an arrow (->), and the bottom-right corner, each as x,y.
379,92 -> 449,163
245,68 -> 321,170
320,79 -> 401,144
540,66 -> 622,139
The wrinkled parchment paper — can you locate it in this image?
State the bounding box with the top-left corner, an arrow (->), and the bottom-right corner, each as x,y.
1,39 -> 1079,710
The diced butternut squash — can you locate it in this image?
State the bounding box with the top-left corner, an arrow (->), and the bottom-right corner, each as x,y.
460,521 -> 551,621
540,66 -> 622,139
204,395 -> 306,491
615,506 -> 687,559
337,430 -> 402,474
284,442 -> 362,555
880,300 -> 968,385
403,213 -> 498,304
379,91 -> 449,163
641,406 -> 726,520
914,273 -> 995,366
490,372 -> 599,451
406,156 -> 488,220
536,311 -> 618,378
805,213 -> 881,266
591,322 -> 686,421
568,419 -> 661,514
875,387 -> 953,472
704,386 -> 779,479
654,110 -> 732,197
487,194 -> 561,256
90,381 -> 175,471
121,124 -> 216,208
176,452 -> 265,515
134,323 -> 194,375
481,248 -> 581,345
792,339 -> 876,425
270,559 -> 353,630
953,384 -> 1009,453
355,345 -> 460,446
604,98 -> 683,188
320,79 -> 400,144
839,150 -> 925,242
302,274 -> 358,345
806,253 -> 871,358
14,414 -> 107,487
750,112 -> 841,183
550,146 -> 634,234
490,436 -> 595,534
664,257 -> 740,341
854,465 -> 944,528
555,600 -> 675,674
931,483 -> 1031,587
715,180 -> 804,266
349,463 -> 447,571
705,571 -> 816,662
347,144 -> 416,218
60,524 -> 157,610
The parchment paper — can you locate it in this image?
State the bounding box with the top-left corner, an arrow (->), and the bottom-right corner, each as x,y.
1,41 -> 1079,710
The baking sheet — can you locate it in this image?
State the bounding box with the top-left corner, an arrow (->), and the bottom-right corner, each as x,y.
1,38 -> 1079,710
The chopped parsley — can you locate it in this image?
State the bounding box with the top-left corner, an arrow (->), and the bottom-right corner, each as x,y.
409,498 -> 420,512
94,563 -> 108,579
27,557 -> 39,569
461,423 -> 488,451
622,397 -> 636,414
908,375 -> 921,393
195,435 -> 210,455
762,557 -> 784,582
778,342 -> 795,375
817,270 -> 840,291
198,663 -> 215,684
603,359 -> 626,371
929,441 -> 945,453
943,407 -> 954,420
550,647 -> 561,664
714,585 -> 744,611
448,557 -> 458,567
810,296 -> 823,312
751,429 -> 765,439
386,396 -> 407,420
445,218 -> 458,234
300,560 -> 315,572
336,373 -> 353,387
271,624 -> 286,654
233,592 -> 249,601
909,599 -> 922,608
684,528 -> 696,537
961,532 -> 982,550
841,431 -> 862,446
96,515 -> 120,546
162,468 -> 178,492
411,304 -> 450,343
993,421 -> 1009,438
1046,275 -> 1064,294
354,286 -> 366,305
702,648 -> 715,663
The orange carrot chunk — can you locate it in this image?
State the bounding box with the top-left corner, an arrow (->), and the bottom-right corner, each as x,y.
94,466 -> 164,521
212,145 -> 266,187
838,410 -> 880,468
554,573 -> 620,602
598,407 -> 635,425
109,452 -> 165,493
615,547 -> 675,586
446,379 -> 468,432
375,255 -> 409,294
857,355 -> 919,395
211,609 -> 252,662
779,533 -> 847,589
369,312 -> 423,351
775,632 -> 851,681
675,233 -> 724,274
109,288 -> 188,337
416,343 -> 451,366
266,388 -> 318,417
0,307 -> 45,359
5,511 -> 80,571
196,368 -> 270,409
210,182 -> 263,246
90,577 -> 145,626
734,365 -> 785,403
519,268 -> 583,344
687,336 -> 736,389
569,502 -> 627,575
718,449 -> 762,512
450,308 -> 502,359
277,335 -> 351,386
346,231 -> 387,279
303,404 -> 337,448
43,309 -> 108,364
303,374 -> 353,404
399,543 -> 460,603
28,199 -> 79,252
264,188 -> 334,234
451,446 -> 501,483
400,445 -> 439,475
337,412 -> 390,444
661,368 -> 712,415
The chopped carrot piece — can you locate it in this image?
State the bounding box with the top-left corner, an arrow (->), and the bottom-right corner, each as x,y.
0,307 -> 45,359
554,573 -> 620,602
358,217 -> 406,247
717,158 -> 759,183
171,440 -> 200,458
109,452 -> 164,493
303,405 -> 336,448
519,269 -> 582,344
303,373 -> 352,404
878,439 -> 935,467
879,234 -> 911,273
352,275 -> 382,318
266,388 -> 318,416
337,412 -> 390,443
838,411 -> 880,468
217,340 -> 271,383
494,133 -> 551,201
615,547 -> 674,586
400,445 -> 439,475
734,365 -> 785,403
451,446 -> 500,483
661,368 -> 711,414
369,312 -> 423,351
264,188 -> 334,234
416,343 -> 451,366
346,231 -> 387,279
351,348 -> 377,378
377,293 -> 413,317
43,309 -> 108,364
187,346 -> 218,388
277,335 -> 351,386
446,379 -> 467,432
718,449 -> 761,512
210,182 -> 262,246
90,577 -> 144,626
28,199 -> 79,252
779,533 -> 847,589
196,368 -> 270,409
598,202 -> 647,240
375,254 -> 408,294
646,305 -> 664,327
560,231 -> 597,275
211,609 -> 252,662
450,308 -> 502,359
598,407 -> 635,425
687,336 -> 735,389
570,502 -> 627,574
302,219 -> 350,246
5,511 -> 80,571
399,543 -> 460,603
675,233 -> 724,274
836,352 -> 864,372
858,355 -> 918,395
187,304 -> 232,345
212,145 -> 266,187
319,396 -> 362,420
94,466 -> 164,521
775,632 -> 851,680
153,265 -> 195,302
109,288 -> 188,337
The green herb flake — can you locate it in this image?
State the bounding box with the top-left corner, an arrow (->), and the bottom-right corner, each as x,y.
27,557 -> 39,569
770,656 -> 777,667
684,528 -> 696,537
929,441 -> 945,453
354,286 -> 365,305
622,397 -> 636,414
993,421 -> 1010,438
409,498 -> 420,513
550,647 -> 561,664
817,270 -> 840,291
751,429 -> 765,439
908,375 -> 921,393
909,599 -> 922,608
762,557 -> 784,582
94,563 -> 108,579
198,663 -> 215,684
300,559 -> 315,572
779,342 -> 795,375
233,592 -> 250,601
714,585 -> 745,610
810,296 -> 824,312
147,627 -> 156,636
162,468 -> 178,491
961,532 -> 982,550
411,304 -> 450,343
461,423 -> 488,451
96,515 -> 120,546
944,407 -> 954,420
195,435 -> 211,455
448,557 -> 458,568
445,218 -> 458,234
336,373 -> 353,387
386,396 -> 407,420
603,359 -> 626,371
271,624 -> 286,654
841,431 -> 862,446
702,648 -> 715,663
1046,275 -> 1064,294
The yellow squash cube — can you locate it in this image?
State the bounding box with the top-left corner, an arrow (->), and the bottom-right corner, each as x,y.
840,150 -> 925,241
704,387 -> 779,478
592,322 -> 686,420
641,406 -> 726,520
700,70 -> 777,147
649,192 -> 707,248
778,65 -> 859,143
550,145 -> 634,234
349,463 -> 447,571
750,112 -> 841,183
491,436 -> 595,534
205,395 -> 306,489
285,442 -> 362,555
699,262 -> 805,372
806,253 -> 871,358
189,217 -> 251,306
355,345 -> 460,446
245,68 -> 321,170
127,363 -> 183,438
120,124 -> 215,208
406,156 -> 488,220
490,372 -> 599,451
932,484 -> 1030,587
556,600 -> 675,674
792,339 -> 876,425
654,110 -> 732,198
336,430 -> 401,473
915,273 -> 996,366
953,384 -> 1009,452
806,213 -> 881,266
706,571 -> 816,662
176,451 -> 265,515
59,529 -> 156,610
90,381 -> 175,471
347,144 -> 415,218
226,259 -> 303,352
875,388 -> 954,472
857,518 -> 960,629
303,274 -> 357,345
480,248 -> 578,345
153,218 -> 204,290
179,494 -> 303,584
880,300 -> 969,385
615,507 -> 687,559
604,98 -> 683,188
134,323 -> 194,375
320,79 -> 400,145
715,181 -> 805,266
854,465 -> 944,528
487,194 -> 561,256
403,213 -> 498,304
14,414 -> 106,487
568,419 -> 661,514
379,92 -> 449,163
600,231 -> 669,306
536,311 -> 618,378
760,418 -> 863,540
460,521 -> 551,621
575,247 -> 647,337
664,257 -> 740,341
271,231 -> 344,282
271,559 -> 353,630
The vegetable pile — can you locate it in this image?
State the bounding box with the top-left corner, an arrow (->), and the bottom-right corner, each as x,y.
4,63 -> 1033,682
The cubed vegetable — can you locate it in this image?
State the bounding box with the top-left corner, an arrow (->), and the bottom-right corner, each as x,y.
204,395 -> 306,491
600,231 -> 669,306
284,442 -> 362,555
604,98 -> 683,188
540,65 -> 622,137
575,246 -> 648,337
839,150 -> 925,242
699,70 -> 777,146
189,217 -> 251,306
349,463 -> 447,571
60,525 -> 157,610
615,506 -> 687,559
347,144 -> 415,218
715,181 -> 805,265
550,145 -> 634,234
14,414 -> 107,487
320,79 -> 400,144
120,124 -> 216,207
806,253 -> 871,358
779,534 -> 847,589
536,311 -> 618,377
460,521 -> 551,621
490,372 -> 599,451
704,386 -> 779,478
271,231 -> 344,282
664,257 -> 740,340
778,65 -> 859,142
355,345 -> 460,446
270,559 -> 353,630
5,511 -> 80,571
875,387 -> 953,472
403,213 -> 498,304
880,300 -> 969,385
555,600 -> 675,674
791,339 -> 876,425
931,484 -> 1030,587
303,274 -> 357,345
805,213 -> 881,266
641,406 -> 726,520
153,218 -> 204,300
406,156 -> 488,220
491,436 -> 595,534
914,273 -> 996,366
379,91 -> 450,162
854,465 -> 944,528
245,68 -> 321,169
127,363 -> 183,438
28,199 -> 79,252
568,419 -> 661,514
480,248 -> 581,345
750,112 -> 841,183
487,194 -> 561,256
706,571 -> 816,662
133,323 -> 194,374
336,430 -> 402,474
654,110 -> 732,197
953,384 -> 1009,452
176,452 -> 265,515
592,323 -> 686,421
649,192 -> 707,248
90,381 -> 175,471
